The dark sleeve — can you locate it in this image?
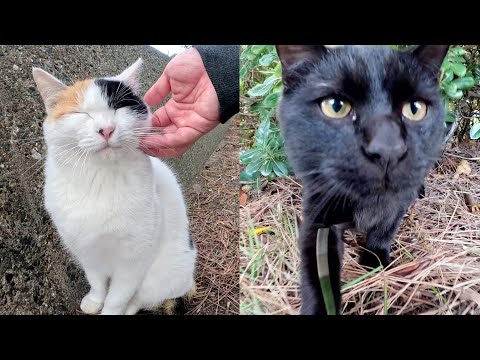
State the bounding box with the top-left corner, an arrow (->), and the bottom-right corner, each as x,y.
193,45 -> 239,124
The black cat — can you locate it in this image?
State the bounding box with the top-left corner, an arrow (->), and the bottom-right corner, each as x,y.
276,45 -> 449,315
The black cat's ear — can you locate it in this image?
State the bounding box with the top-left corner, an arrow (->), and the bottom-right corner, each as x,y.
276,45 -> 328,70
411,45 -> 450,72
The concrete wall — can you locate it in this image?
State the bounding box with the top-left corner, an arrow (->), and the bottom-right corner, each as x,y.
0,45 -> 230,314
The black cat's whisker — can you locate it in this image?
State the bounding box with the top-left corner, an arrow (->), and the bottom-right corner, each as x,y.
308,177 -> 347,221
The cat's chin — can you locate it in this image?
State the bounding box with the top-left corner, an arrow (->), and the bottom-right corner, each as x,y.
95,146 -> 129,161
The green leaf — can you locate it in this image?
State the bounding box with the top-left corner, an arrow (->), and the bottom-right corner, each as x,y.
267,172 -> 276,181
240,170 -> 260,183
443,82 -> 458,98
240,149 -> 262,164
245,157 -> 265,177
247,76 -> 280,98
450,63 -> 467,77
450,90 -> 464,99
441,57 -> 450,71
263,92 -> 282,109
240,66 -> 249,78
451,76 -> 475,90
259,53 -> 275,67
260,161 -> 273,176
446,112 -> 456,123
470,123 -> 480,140
450,56 -> 466,64
272,160 -> 289,177
442,69 -> 454,83
251,45 -> 267,55
255,118 -> 271,147
450,47 -> 466,56
250,102 -> 264,113
274,62 -> 282,78
246,52 -> 256,61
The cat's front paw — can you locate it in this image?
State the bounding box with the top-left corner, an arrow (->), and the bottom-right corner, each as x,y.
80,295 -> 104,314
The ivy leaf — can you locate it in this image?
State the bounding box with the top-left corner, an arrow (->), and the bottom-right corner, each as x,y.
240,149 -> 262,164
263,92 -> 282,109
449,47 -> 467,56
251,45 -> 267,55
259,53 -> 275,67
272,160 -> 289,177
451,76 -> 475,90
442,69 -> 454,83
470,123 -> 480,140
245,157 -> 265,177
450,63 -> 467,77
255,118 -> 271,147
260,161 -> 273,177
240,170 -> 260,183
446,112 -> 456,123
247,76 -> 280,97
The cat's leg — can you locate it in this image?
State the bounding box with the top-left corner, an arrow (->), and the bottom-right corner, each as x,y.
125,299 -> 140,315
360,212 -> 404,268
299,222 -> 343,315
78,262 -> 108,315
100,264 -> 147,315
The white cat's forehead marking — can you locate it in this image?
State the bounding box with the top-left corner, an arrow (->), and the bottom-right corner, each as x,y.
80,82 -> 108,110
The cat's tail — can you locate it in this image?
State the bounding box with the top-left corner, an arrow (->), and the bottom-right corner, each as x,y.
160,282 -> 197,315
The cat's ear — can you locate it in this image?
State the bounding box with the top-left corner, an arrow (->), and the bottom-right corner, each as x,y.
411,45 -> 450,72
32,68 -> 67,114
115,58 -> 143,93
276,45 -> 328,70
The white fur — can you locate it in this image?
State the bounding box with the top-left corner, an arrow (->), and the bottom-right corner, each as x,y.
34,59 -> 196,315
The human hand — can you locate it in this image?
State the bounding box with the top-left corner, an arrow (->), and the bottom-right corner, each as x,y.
141,48 -> 221,158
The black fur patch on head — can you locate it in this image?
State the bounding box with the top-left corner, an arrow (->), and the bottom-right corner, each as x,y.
95,79 -> 148,116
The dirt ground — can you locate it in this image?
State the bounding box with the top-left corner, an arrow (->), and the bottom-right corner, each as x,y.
185,119 -> 239,314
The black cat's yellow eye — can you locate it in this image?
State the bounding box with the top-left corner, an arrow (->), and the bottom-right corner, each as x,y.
402,101 -> 427,121
320,97 -> 352,119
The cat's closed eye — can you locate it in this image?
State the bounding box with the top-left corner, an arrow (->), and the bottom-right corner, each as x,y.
319,96 -> 352,119
402,100 -> 427,121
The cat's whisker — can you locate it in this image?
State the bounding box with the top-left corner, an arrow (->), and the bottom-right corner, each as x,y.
62,148 -> 84,168
55,144 -> 80,160
72,149 -> 86,178
80,149 -> 90,177
19,156 -> 47,178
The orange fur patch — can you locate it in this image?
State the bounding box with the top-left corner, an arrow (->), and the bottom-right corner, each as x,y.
47,79 -> 92,121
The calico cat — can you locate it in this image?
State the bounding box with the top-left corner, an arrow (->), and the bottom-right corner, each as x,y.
276,45 -> 449,315
32,59 -> 197,315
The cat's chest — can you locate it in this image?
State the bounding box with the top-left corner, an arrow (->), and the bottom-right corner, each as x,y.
44,162 -> 154,226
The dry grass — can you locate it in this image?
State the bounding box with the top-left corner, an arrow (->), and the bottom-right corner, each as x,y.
240,144 -> 480,315
186,119 -> 240,315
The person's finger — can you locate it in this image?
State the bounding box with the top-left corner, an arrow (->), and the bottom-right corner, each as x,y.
143,144 -> 191,158
150,106 -> 173,128
141,127 -> 203,150
144,72 -> 171,107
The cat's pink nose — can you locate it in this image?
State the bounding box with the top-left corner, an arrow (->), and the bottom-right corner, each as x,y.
99,127 -> 115,141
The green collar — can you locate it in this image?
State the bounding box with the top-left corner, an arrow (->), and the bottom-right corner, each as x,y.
316,227 -> 337,315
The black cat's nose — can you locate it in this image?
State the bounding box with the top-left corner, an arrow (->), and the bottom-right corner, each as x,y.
363,138 -> 407,167
362,121 -> 407,170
